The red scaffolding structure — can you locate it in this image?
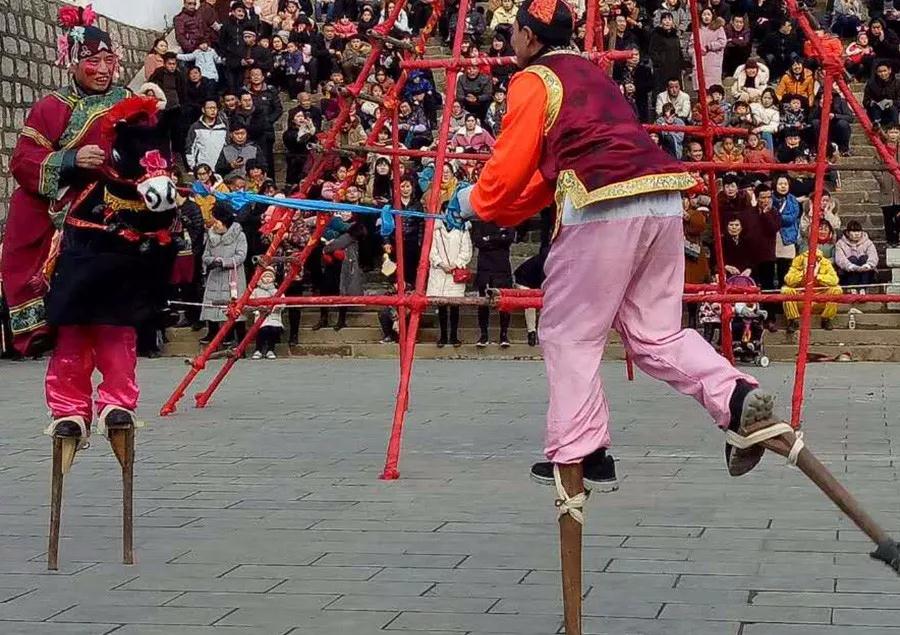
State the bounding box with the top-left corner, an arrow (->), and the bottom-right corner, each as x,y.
162,0 -> 900,479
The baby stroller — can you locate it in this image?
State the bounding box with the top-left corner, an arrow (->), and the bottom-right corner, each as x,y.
728,274 -> 770,367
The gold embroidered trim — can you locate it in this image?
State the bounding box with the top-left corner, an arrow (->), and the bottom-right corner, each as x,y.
523,65 -> 563,134
551,170 -> 698,239
22,126 -> 53,149
105,190 -> 146,212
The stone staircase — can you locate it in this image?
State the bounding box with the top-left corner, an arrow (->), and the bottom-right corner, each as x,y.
162,41 -> 900,363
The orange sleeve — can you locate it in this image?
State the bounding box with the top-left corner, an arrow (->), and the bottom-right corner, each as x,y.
469,71 -> 555,227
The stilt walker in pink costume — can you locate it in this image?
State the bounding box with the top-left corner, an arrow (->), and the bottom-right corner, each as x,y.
449,0 -> 782,492
0,3 -> 179,569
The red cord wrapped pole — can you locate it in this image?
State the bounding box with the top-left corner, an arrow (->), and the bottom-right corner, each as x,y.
392,105 -> 409,358
790,73 -> 834,428
381,0 -> 470,480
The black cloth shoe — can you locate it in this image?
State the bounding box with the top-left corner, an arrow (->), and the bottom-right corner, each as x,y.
476,334 -> 489,348
451,338 -> 463,348
724,379 -> 775,477
527,331 -> 538,347
530,448 -> 619,492
499,335 -> 511,348
821,318 -> 833,330
312,319 -> 328,331
437,338 -> 447,348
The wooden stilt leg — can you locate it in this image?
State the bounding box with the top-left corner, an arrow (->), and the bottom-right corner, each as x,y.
109,428 -> 135,565
48,437 -> 78,571
558,463 -> 584,635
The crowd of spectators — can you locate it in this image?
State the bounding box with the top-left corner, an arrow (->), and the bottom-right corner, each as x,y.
1,0 -> 896,360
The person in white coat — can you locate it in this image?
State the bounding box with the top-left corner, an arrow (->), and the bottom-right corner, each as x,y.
426,220 -> 472,347
250,266 -> 284,359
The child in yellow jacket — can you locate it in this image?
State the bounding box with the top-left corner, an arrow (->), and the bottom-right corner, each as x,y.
782,248 -> 842,331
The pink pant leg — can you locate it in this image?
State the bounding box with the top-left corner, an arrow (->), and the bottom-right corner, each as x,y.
539,218 -> 648,464
46,325 -> 94,421
613,215 -> 756,429
92,325 -> 139,414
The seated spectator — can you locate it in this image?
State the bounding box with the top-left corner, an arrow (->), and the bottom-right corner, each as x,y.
729,100 -> 755,132
775,57 -> 815,107
648,14 -> 685,94
489,0 -> 516,33
451,113 -> 496,152
397,100 -> 432,148
776,126 -> 811,163
357,4 -> 379,33
691,84 -> 728,125
216,122 -> 261,178
779,96 -> 809,136
448,5 -> 486,44
723,14 -> 753,77
379,1 -> 411,33
456,65 -> 493,121
759,19 -> 802,80
751,88 -> 780,149
714,135 -> 744,164
187,99 -> 229,172
656,77 -> 692,119
844,30 -> 874,82
144,38 -> 168,82
835,221 -> 879,291
732,57 -> 769,104
811,84 -> 853,157
655,103 -> 685,158
488,33 -> 515,88
743,131 -> 775,164
803,27 -> 844,62
864,61 -> 900,128
341,34 -> 372,81
832,0 -> 869,37
722,216 -> 756,278
782,244 -> 842,332
484,86 -> 507,136
333,14 -> 359,38
868,18 -> 900,71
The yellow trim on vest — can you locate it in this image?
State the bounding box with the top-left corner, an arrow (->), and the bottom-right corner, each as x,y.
551,170 -> 697,239
523,65 -> 563,134
22,126 -> 53,149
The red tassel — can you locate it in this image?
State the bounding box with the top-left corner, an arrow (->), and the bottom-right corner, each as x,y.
528,0 -> 556,24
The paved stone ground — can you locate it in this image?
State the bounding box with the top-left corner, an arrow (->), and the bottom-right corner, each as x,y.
1,358 -> 899,634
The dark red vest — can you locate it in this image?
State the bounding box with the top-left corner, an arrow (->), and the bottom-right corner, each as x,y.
525,51 -> 694,206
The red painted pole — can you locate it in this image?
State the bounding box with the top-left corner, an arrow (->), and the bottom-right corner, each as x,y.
381,0 -> 471,480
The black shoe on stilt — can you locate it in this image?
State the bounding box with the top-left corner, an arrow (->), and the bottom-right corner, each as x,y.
724,380 -> 776,477
527,331 -> 538,347
530,448 -> 619,492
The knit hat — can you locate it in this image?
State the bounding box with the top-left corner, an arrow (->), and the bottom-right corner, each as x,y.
516,0 -> 574,47
56,3 -> 115,66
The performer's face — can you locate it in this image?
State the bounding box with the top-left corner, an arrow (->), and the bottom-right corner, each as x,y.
73,52 -> 116,93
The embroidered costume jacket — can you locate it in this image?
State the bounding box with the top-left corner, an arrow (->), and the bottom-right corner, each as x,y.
466,50 -> 694,229
0,84 -> 128,354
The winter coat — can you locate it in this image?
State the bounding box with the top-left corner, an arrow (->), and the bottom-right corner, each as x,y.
450,126 -> 496,151
835,232 -> 878,272
863,75 -> 900,109
323,228 -> 365,296
775,69 -> 815,107
732,62 -> 770,103
784,250 -> 840,288
201,223 -> 248,322
877,143 -> 900,205
773,193 -> 801,259
456,73 -> 493,106
426,223 -> 473,298
471,221 -> 514,285
683,206 -> 710,284
694,20 -> 727,89
250,282 -> 284,329
656,90 -> 692,119
187,116 -> 229,170
178,199 -> 206,256
648,27 -> 684,92
800,199 -> 842,245
750,102 -> 780,133
177,48 -> 223,82
652,2 -> 690,33
216,141 -> 261,177
248,84 -> 284,133
174,8 -> 208,53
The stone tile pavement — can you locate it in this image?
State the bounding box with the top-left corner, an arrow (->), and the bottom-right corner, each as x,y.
0,358 -> 899,634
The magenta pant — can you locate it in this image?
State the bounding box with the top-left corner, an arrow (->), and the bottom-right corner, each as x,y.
45,325 -> 139,421
539,214 -> 755,463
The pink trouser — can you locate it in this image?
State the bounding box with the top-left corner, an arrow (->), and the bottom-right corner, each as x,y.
45,325 -> 139,421
539,214 -> 755,463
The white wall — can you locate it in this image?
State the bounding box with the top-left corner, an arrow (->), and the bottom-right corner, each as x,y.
90,0 -> 184,30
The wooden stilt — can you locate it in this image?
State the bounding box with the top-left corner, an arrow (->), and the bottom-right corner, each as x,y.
48,437 -> 78,571
557,463 -> 584,635
109,427 -> 135,565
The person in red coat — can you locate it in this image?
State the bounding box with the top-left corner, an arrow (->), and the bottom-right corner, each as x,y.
448,0 -> 777,490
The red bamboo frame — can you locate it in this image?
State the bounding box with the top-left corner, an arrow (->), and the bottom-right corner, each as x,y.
160,0 -> 900,476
